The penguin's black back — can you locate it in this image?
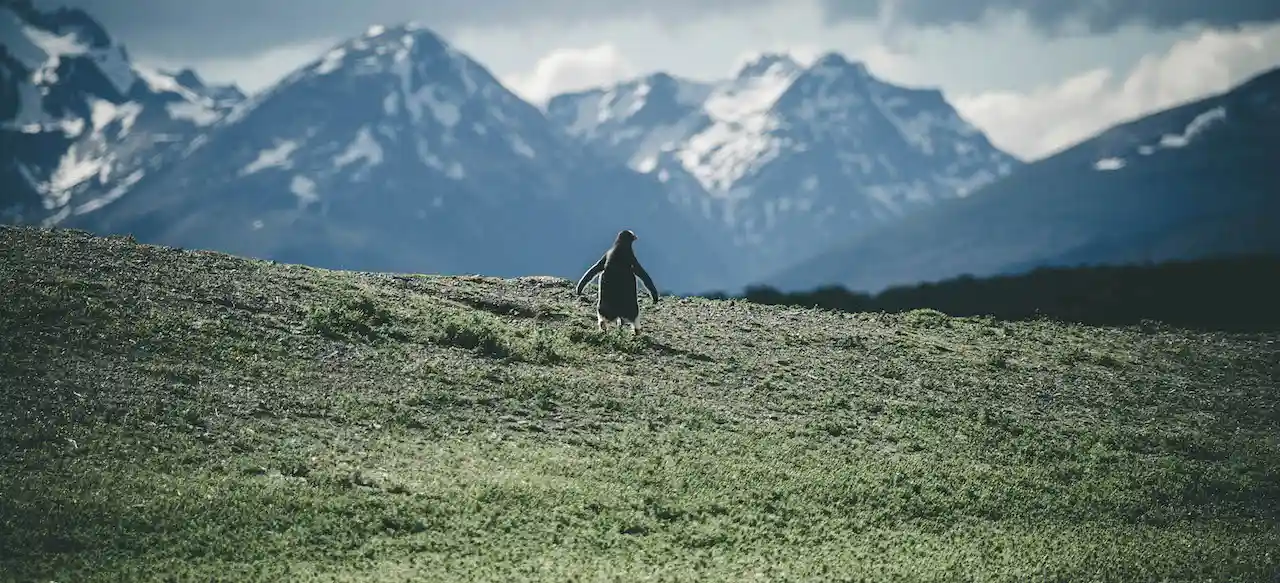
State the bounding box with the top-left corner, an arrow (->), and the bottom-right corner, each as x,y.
596,235 -> 640,321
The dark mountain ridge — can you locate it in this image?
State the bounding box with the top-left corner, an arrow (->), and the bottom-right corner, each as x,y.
763,66 -> 1280,294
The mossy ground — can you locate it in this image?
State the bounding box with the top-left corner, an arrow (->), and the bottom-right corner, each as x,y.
2,226 -> 1278,582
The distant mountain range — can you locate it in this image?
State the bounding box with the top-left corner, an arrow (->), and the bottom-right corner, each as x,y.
1,6 -> 731,292
3,0 -> 1276,297
764,67 -> 1280,293
548,53 -> 1019,279
67,23 -> 734,294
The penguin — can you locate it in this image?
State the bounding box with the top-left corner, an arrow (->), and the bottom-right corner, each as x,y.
574,229 -> 660,333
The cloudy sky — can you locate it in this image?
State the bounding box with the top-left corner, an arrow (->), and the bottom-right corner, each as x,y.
33,0 -> 1280,160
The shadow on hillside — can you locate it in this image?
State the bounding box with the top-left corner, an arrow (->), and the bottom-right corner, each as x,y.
708,255 -> 1280,334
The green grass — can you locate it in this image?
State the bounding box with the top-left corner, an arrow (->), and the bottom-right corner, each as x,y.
2,225 -> 1278,582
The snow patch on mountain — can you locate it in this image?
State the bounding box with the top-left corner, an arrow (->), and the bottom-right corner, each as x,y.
89,98 -> 141,134
680,55 -> 801,193
390,51 -> 461,128
38,144 -> 112,208
290,175 -> 319,205
15,18 -> 135,95
136,67 -> 235,126
133,67 -> 192,94
510,134 -> 536,158
165,101 -> 222,126
315,48 -> 347,76
1094,157 -> 1126,171
1158,106 -> 1226,149
2,2 -> 247,226
74,168 -> 144,214
1118,106 -> 1229,161
548,72 -> 712,172
241,140 -> 301,175
416,138 -> 460,177
938,167 -> 999,197
333,126 -> 384,172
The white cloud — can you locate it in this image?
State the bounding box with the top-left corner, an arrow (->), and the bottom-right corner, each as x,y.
137,38 -> 339,95
728,45 -> 825,73
502,43 -> 638,106
949,23 -> 1280,160
857,43 -> 921,77
502,42 -> 825,108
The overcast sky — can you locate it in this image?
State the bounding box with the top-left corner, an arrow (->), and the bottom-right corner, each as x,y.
32,0 -> 1280,160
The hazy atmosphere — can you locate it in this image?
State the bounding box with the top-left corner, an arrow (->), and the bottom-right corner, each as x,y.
33,0 -> 1280,159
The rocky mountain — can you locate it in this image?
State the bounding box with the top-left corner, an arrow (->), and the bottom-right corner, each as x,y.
0,0 -> 244,226
71,23 -> 734,293
763,66 -> 1280,294
547,53 -> 1020,280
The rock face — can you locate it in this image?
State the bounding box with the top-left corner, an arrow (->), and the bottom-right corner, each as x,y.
763,67 -> 1280,294
547,52 -> 1020,282
1,0 -> 244,226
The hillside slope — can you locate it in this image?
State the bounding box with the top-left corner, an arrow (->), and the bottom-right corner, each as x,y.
2,226 -> 1279,582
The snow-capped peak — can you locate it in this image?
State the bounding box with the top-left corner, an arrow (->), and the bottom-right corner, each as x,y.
544,49 -> 1022,277
305,22 -> 471,83
549,72 -> 710,133
1,0 -> 247,227
176,18 -> 590,215
167,68 -> 245,105
133,67 -> 244,126
1,0 -> 136,97
670,57 -> 805,193
218,20 -> 502,135
808,52 -> 868,75
297,21 -> 535,141
220,21 -> 483,131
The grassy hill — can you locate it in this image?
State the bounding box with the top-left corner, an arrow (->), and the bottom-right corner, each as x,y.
2,225 -> 1278,582
721,254 -> 1280,333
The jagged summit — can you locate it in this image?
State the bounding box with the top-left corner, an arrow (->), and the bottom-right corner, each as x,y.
0,1 -> 243,225
1,0 -> 135,101
200,18 -> 573,177
804,52 -> 873,82
161,67 -> 245,103
547,50 -> 1020,281
733,52 -> 804,80
215,19 -> 531,147
5,0 -> 113,49
307,22 -> 460,76
170,68 -> 205,88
